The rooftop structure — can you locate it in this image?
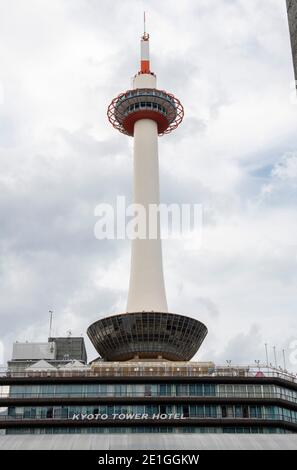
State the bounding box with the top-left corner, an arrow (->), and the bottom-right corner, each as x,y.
7,337 -> 87,373
48,337 -> 87,363
12,342 -> 56,361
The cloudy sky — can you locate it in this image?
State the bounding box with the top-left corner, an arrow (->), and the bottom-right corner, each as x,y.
0,0 -> 296,370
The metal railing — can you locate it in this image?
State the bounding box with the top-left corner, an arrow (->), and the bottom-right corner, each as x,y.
0,365 -> 296,383
0,391 -> 296,403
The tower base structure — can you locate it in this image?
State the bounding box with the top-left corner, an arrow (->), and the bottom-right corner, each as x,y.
87,312 -> 207,361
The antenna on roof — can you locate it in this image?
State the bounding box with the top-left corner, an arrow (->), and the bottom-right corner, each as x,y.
264,343 -> 269,367
282,349 -> 287,371
273,345 -> 277,369
48,310 -> 54,339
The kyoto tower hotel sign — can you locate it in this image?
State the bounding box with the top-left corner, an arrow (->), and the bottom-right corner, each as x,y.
87,25 -> 207,361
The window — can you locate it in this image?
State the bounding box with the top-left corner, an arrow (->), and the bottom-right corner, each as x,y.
150,385 -> 158,397
235,406 -> 242,418
196,406 -> 204,418
8,407 -> 16,417
46,408 -> 53,419
250,406 -> 262,419
221,406 -> 227,418
243,406 -> 249,418
204,384 -> 215,396
254,386 -> 262,397
176,384 -> 188,397
60,407 -> 68,419
265,406 -> 276,419
189,384 -> 203,396
182,405 -> 189,418
205,406 -> 216,418
136,405 -> 145,414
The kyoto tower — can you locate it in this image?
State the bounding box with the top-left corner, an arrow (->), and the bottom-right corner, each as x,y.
87,21 -> 207,361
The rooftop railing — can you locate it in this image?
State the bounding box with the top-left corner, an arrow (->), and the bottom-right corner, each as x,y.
0,391 -> 296,403
0,364 -> 296,383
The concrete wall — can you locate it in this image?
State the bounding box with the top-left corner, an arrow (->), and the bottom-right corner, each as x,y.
12,342 -> 56,360
0,434 -> 296,450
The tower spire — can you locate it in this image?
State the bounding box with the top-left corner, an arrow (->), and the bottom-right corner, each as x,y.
140,11 -> 150,73
143,11 -> 146,35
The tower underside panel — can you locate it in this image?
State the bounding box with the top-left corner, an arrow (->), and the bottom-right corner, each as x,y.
87,312 -> 208,361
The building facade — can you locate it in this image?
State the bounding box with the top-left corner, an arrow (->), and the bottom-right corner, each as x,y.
0,362 -> 297,435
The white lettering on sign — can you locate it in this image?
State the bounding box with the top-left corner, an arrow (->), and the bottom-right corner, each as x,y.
71,413 -> 186,421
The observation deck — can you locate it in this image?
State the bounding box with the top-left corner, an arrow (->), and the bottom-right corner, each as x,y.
107,88 -> 184,136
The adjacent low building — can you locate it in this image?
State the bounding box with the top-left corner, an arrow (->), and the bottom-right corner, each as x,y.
7,337 -> 87,373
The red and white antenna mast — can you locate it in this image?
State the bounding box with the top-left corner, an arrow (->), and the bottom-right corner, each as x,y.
140,11 -> 150,74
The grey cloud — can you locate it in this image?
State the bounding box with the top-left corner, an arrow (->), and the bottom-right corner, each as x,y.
201,325 -> 265,365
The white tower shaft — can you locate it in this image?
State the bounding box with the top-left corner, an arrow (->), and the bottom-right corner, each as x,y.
126,72 -> 168,313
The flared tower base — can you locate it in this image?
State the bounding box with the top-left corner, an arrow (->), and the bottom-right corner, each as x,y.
87,312 -> 207,362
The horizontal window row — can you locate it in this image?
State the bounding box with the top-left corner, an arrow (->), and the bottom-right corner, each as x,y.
119,90 -> 175,102
3,426 -> 291,435
3,404 -> 297,423
124,102 -> 167,115
3,384 -> 297,402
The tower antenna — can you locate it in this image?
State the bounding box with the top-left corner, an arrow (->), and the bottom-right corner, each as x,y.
142,11 -> 149,40
144,11 -> 146,34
